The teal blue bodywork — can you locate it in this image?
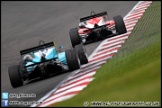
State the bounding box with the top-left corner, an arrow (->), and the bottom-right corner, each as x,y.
25,47 -> 67,72
58,52 -> 67,64
46,47 -> 57,60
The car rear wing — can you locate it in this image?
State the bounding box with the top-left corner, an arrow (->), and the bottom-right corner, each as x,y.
83,23 -> 110,32
24,58 -> 56,68
20,41 -> 56,55
80,11 -> 108,22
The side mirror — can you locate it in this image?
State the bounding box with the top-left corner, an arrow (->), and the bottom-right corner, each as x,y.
58,45 -> 64,52
59,45 -> 64,49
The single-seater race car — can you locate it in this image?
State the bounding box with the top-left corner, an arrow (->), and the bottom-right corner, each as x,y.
8,40 -> 88,88
69,11 -> 127,47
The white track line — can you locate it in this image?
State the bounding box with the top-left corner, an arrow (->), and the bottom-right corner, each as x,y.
92,50 -> 118,59
103,36 -> 128,45
82,58 -> 108,68
62,71 -> 96,87
125,20 -> 138,26
100,41 -> 125,50
66,66 -> 100,81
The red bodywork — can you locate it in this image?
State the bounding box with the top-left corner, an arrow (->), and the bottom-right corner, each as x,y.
78,17 -> 115,35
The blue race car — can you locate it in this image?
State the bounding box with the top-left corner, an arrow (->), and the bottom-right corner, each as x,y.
8,40 -> 88,88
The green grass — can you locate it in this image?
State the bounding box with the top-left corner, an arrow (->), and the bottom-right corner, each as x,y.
53,1 -> 161,107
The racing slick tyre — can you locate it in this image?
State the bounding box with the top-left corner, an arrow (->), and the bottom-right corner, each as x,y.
75,44 -> 88,65
8,65 -> 23,88
113,15 -> 127,35
65,49 -> 80,71
69,28 -> 81,47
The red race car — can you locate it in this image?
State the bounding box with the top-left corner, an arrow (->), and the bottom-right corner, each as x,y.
69,11 -> 127,47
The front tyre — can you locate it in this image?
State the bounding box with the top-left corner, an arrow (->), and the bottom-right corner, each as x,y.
8,65 -> 23,88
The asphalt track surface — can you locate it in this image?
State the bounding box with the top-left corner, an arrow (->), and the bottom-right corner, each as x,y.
1,1 -> 138,107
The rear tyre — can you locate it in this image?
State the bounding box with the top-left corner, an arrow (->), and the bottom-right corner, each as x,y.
65,49 -> 80,71
113,15 -> 127,34
75,44 -> 88,65
8,65 -> 23,88
69,28 -> 81,47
